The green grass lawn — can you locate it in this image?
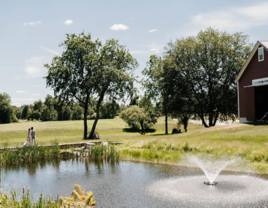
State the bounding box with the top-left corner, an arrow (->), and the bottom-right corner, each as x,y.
1,118 -> 268,171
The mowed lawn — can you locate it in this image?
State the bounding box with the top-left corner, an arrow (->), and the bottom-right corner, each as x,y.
0,119 -> 137,146
1,118 -> 268,151
2,118 -> 268,170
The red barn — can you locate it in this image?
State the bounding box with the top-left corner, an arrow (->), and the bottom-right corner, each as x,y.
236,41 -> 268,123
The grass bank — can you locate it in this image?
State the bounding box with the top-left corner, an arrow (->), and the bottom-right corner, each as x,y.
0,142 -> 119,165
1,118 -> 268,172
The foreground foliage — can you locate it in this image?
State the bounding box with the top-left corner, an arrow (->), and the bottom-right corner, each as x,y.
0,184 -> 96,207
0,141 -> 119,165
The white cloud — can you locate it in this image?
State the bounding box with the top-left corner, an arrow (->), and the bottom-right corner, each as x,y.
33,93 -> 40,96
64,19 -> 73,25
23,56 -> 48,77
24,21 -> 42,26
233,3 -> 268,20
185,2 -> 268,35
110,24 -> 129,31
41,46 -> 59,56
148,29 -> 158,33
17,91 -> 25,93
150,48 -> 160,53
130,18 -> 132,20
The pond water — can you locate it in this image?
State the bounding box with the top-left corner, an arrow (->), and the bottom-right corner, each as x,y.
1,159 -> 268,208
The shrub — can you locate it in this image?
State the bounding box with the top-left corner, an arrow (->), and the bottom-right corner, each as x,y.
120,105 -> 157,135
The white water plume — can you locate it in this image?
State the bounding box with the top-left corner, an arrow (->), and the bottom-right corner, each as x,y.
187,156 -> 235,183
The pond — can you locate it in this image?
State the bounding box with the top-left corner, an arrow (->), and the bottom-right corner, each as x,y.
1,159 -> 268,208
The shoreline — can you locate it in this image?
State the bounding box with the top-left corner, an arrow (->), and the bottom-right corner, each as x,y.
119,157 -> 268,174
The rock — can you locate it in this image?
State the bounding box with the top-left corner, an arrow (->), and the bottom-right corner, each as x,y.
172,128 -> 181,134
86,142 -> 95,147
101,142 -> 109,148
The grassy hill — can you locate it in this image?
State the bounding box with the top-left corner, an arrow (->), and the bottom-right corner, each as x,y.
1,118 -> 268,171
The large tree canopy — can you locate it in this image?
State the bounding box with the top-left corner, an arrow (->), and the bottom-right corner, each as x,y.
167,28 -> 252,127
45,32 -> 138,139
143,28 -> 252,130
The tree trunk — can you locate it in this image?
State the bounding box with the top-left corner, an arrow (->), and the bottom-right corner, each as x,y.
88,88 -> 106,139
200,115 -> 209,128
209,113 -> 213,126
183,116 -> 188,132
83,103 -> 88,139
140,122 -> 145,135
165,112 -> 168,134
89,110 -> 99,139
212,112 -> 219,126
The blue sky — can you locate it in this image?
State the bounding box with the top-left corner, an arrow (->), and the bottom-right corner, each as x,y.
1,0 -> 268,106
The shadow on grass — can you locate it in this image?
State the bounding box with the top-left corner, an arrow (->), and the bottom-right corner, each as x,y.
122,128 -> 156,133
246,121 -> 268,126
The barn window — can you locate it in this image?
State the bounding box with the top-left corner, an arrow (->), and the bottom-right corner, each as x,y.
258,47 -> 264,61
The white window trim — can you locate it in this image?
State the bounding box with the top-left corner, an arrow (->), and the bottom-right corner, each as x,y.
258,47 -> 264,62
252,77 -> 268,86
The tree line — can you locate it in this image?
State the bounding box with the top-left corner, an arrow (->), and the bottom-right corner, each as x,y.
0,93 -> 127,123
1,28 -> 253,138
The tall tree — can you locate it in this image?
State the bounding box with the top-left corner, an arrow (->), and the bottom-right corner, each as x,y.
41,105 -> 51,121
142,56 -> 174,134
165,28 -> 252,127
21,105 -> 29,119
33,100 -> 43,112
87,39 -> 138,139
45,33 -> 137,139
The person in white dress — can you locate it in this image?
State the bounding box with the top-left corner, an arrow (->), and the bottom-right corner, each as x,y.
23,128 -> 31,147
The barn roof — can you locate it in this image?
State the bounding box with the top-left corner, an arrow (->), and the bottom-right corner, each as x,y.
260,41 -> 268,49
236,41 -> 268,81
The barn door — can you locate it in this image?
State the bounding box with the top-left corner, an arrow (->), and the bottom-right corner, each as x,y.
245,87 -> 255,121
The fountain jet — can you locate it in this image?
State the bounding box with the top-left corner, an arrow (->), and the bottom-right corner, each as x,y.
187,156 -> 235,185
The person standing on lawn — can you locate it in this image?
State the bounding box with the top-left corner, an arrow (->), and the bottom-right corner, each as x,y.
31,127 -> 36,145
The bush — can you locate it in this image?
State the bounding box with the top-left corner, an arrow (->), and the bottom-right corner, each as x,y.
120,105 -> 157,135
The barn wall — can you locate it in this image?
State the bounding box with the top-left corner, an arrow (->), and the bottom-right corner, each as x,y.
239,46 -> 268,120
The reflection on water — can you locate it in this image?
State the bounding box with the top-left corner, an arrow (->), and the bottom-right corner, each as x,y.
1,159 -> 268,208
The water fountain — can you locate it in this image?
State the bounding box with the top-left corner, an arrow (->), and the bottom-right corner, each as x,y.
146,156 -> 268,207
187,156 -> 235,185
